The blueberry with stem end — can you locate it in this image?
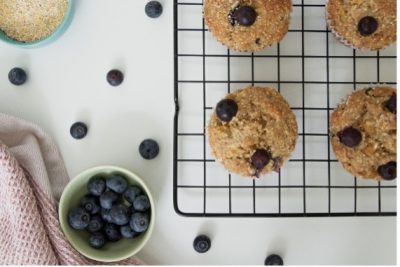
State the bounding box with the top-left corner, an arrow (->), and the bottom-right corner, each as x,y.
130,212 -> 150,233
68,207 -> 90,230
80,195 -> 100,215
70,122 -> 88,140
8,67 -> 27,85
193,235 -> 211,253
104,223 -> 122,242
139,139 -> 159,159
87,215 -> 104,233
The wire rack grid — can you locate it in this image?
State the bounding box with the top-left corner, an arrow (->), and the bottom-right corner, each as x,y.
173,0 -> 397,217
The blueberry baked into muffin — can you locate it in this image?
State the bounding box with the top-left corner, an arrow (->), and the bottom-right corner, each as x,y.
204,0 -> 292,52
330,86 -> 396,180
326,0 -> 396,50
207,86 -> 298,177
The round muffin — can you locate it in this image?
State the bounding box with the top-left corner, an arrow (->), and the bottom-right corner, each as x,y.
204,0 -> 292,52
326,0 -> 396,51
207,86 -> 298,177
330,86 -> 396,180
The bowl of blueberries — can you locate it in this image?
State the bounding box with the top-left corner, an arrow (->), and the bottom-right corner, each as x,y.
59,166 -> 155,262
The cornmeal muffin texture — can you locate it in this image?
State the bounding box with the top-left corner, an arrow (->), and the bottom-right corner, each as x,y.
0,0 -> 68,42
208,86 -> 298,177
326,0 -> 396,50
330,86 -> 396,180
204,0 -> 292,52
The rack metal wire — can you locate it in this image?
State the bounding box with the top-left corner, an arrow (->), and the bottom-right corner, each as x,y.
173,0 -> 397,217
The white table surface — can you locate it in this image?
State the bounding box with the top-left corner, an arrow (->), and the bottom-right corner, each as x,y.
0,0 -> 396,265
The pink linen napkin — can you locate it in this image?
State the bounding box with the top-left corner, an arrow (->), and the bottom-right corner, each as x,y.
0,113 -> 143,265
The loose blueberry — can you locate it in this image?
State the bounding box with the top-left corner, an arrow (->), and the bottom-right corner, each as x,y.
100,208 -> 114,223
133,195 -> 151,212
87,176 -> 106,196
110,204 -> 130,226
216,99 -> 238,122
120,225 -> 139,238
124,186 -> 142,204
87,215 -> 104,233
89,232 -> 106,249
70,122 -> 88,140
139,139 -> 159,160
145,1 -> 163,18
337,127 -> 362,148
8,67 -> 27,86
193,235 -> 211,253
99,190 -> 119,209
106,175 -> 128,194
377,161 -> 396,180
68,207 -> 90,230
233,6 -> 257,27
130,212 -> 150,233
104,223 -> 122,242
107,69 -> 124,86
386,94 -> 396,114
251,149 -> 272,177
265,254 -> 283,265
358,16 -> 378,36
80,195 -> 100,215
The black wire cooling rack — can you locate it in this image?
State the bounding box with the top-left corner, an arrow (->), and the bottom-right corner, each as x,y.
173,0 -> 397,217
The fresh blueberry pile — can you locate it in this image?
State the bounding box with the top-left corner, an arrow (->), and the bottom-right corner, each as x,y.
68,174 -> 151,249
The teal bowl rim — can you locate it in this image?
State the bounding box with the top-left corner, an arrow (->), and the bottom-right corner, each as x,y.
58,165 -> 156,262
0,0 -> 75,48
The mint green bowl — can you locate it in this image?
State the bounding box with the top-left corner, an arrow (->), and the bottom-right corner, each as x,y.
0,0 -> 75,48
59,166 -> 155,262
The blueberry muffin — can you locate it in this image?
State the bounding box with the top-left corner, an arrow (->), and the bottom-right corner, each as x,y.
330,86 -> 396,180
207,86 -> 298,177
204,0 -> 292,52
326,0 -> 396,50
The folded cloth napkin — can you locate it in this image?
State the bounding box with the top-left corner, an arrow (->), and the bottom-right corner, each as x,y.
0,113 -> 143,265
